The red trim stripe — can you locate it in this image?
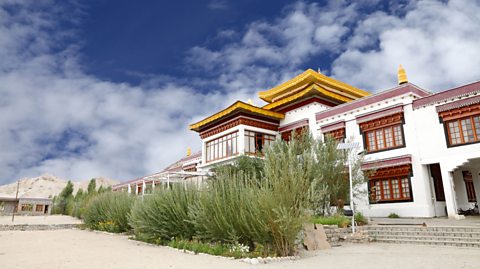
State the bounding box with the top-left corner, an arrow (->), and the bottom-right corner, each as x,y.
356,104 -> 404,124
279,119 -> 309,132
361,155 -> 412,170
316,83 -> 429,122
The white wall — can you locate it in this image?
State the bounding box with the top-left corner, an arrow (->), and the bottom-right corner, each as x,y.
281,102 -> 330,139
316,93 -> 438,217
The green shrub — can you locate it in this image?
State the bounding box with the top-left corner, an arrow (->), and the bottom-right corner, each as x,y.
166,239 -> 250,258
131,133 -> 357,257
354,212 -> 368,225
129,184 -> 198,243
388,212 -> 400,218
311,215 -> 350,227
83,192 -> 135,233
190,172 -> 269,249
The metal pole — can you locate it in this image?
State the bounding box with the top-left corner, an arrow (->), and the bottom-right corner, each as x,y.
12,180 -> 20,223
349,151 -> 355,234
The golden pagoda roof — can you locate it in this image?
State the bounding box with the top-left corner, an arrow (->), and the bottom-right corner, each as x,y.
258,69 -> 370,103
189,101 -> 284,132
263,84 -> 354,111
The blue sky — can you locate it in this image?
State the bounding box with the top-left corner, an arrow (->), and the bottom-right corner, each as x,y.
81,0 -> 297,84
1,0 -> 480,184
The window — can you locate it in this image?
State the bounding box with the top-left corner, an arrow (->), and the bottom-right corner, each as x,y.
21,203 -> 33,211
206,132 -> 239,163
245,130 -> 275,155
462,171 -> 477,202
36,204 -> 44,212
369,177 -> 412,203
323,128 -> 345,142
365,125 -> 404,153
446,115 -> 480,146
281,127 -> 308,142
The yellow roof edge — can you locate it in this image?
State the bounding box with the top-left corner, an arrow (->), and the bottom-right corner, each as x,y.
189,101 -> 284,132
262,84 -> 353,110
258,69 -> 370,102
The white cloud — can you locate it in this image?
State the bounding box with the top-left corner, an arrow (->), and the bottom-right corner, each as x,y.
0,0 -> 243,183
2,0 -> 480,184
332,0 -> 480,91
208,0 -> 228,10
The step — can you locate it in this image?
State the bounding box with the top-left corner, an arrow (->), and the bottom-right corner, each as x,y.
374,234 -> 480,243
367,230 -> 480,239
375,238 -> 480,248
366,225 -> 480,233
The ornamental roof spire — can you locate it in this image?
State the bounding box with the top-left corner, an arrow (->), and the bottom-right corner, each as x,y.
398,64 -> 408,85
187,147 -> 191,156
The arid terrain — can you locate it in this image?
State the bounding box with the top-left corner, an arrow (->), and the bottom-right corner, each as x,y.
0,229 -> 479,269
0,174 -> 118,198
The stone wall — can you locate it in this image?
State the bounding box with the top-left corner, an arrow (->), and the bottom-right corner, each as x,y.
0,224 -> 79,231
323,225 -> 349,245
323,225 -> 369,245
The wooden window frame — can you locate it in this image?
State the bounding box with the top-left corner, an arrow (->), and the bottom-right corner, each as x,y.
323,128 -> 346,142
367,164 -> 413,204
281,126 -> 309,142
462,170 -> 477,202
35,204 -> 44,212
205,131 -> 239,163
369,177 -> 413,203
444,115 -> 480,147
21,203 -> 33,211
364,124 -> 405,153
245,130 -> 275,155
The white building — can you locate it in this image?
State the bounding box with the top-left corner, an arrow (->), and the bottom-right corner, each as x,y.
113,66 -> 479,219
187,66 -> 479,219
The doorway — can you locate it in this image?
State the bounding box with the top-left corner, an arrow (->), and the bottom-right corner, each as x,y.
429,163 -> 447,216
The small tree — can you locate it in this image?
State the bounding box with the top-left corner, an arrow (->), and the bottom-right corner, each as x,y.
54,180 -> 74,215
87,179 -> 97,195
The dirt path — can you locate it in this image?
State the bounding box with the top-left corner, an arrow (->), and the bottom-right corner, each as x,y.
0,229 -> 479,269
0,215 -> 82,225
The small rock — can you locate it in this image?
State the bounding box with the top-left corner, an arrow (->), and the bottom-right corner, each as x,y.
251,258 -> 259,265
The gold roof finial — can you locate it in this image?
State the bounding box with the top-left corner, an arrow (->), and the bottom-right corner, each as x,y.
187,147 -> 191,156
398,64 -> 408,85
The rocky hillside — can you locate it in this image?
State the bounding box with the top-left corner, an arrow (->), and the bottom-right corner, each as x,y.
0,174 -> 118,198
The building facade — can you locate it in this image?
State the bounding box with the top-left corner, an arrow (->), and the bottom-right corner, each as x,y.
115,66 -> 480,219
0,197 -> 52,216
112,150 -> 205,194
188,67 -> 479,219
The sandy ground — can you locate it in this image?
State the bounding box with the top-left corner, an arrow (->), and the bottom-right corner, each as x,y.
0,229 -> 479,269
0,215 -> 82,225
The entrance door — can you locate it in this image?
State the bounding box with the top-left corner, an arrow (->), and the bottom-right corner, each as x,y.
44,205 -> 49,214
430,164 -> 445,202
429,163 -> 447,216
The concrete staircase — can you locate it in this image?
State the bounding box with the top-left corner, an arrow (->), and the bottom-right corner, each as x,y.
367,225 -> 480,248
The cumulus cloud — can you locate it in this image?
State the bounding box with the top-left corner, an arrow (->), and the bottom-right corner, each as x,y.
0,0 -> 242,183
332,0 -> 480,91
190,0 -> 480,92
2,0 -> 480,184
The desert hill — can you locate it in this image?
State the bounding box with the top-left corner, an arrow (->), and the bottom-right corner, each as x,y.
0,174 -> 118,199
